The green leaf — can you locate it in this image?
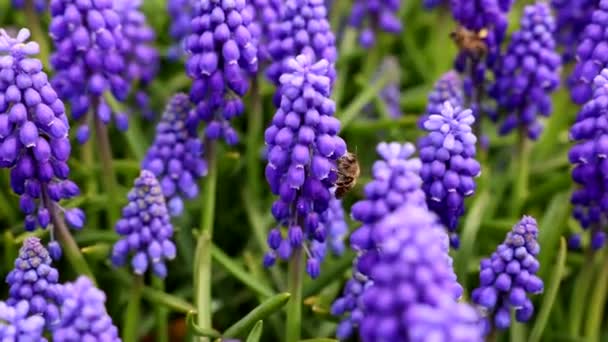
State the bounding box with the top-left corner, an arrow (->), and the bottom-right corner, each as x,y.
299,339 -> 338,342
537,192 -> 571,281
584,251 -> 608,341
529,238 -> 568,342
223,293 -> 291,338
245,321 -> 264,342
185,311 -> 222,339
568,255 -> 596,336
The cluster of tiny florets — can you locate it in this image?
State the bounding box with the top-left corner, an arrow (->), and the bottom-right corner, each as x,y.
348,0 -> 402,48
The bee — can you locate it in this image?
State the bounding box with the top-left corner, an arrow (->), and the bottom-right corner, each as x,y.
335,152 -> 360,199
450,26 -> 489,59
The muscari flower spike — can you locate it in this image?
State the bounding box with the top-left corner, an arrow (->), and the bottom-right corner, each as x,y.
263,54 -> 347,279
423,0 -> 447,9
114,0 -> 160,121
348,0 -> 402,48
12,0 -> 47,12
267,0 -> 337,87
551,0 -> 597,62
111,170 -> 177,278
0,300 -> 47,341
6,237 -> 61,328
53,276 -> 120,342
185,0 -> 259,145
49,0 -> 130,144
421,70 -> 464,127
472,216 -> 543,331
248,0 -> 281,64
0,28 -> 84,232
142,93 -> 207,217
418,101 -> 480,247
331,142 -> 430,339
490,3 -> 561,140
569,69 -> 608,250
168,0 -> 196,59
569,0 -> 608,105
357,205 -> 481,342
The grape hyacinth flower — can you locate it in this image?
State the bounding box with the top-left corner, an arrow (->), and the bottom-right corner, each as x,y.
267,0 -> 337,86
570,0 -> 608,105
142,94 -> 207,216
6,237 -> 61,327
185,0 -> 259,145
263,55 -> 347,278
111,170 -> 177,278
0,301 -> 46,341
49,0 -> 129,143
357,205 -> 480,341
168,0 -> 195,59
0,28 -> 84,232
115,0 -> 160,120
423,0 -> 447,9
421,70 -> 464,127
53,276 -> 120,341
569,69 -> 608,249
490,3 -> 562,140
248,0 -> 281,63
472,216 -> 543,330
551,0 -> 596,61
331,142 -> 429,339
308,196 -> 349,262
418,102 -> 480,247
12,0 -> 47,12
348,0 -> 402,48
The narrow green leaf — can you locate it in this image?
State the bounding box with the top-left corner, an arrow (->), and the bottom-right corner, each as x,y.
299,339 -> 338,342
245,321 -> 264,342
537,192 -> 571,281
529,238 -> 568,342
568,254 -> 596,336
211,244 -> 274,298
224,293 -> 291,338
584,251 -> 608,341
185,311 -> 222,338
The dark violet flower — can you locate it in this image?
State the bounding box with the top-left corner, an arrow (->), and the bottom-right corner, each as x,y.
421,70 -> 464,127
490,3 -> 562,140
308,196 -> 349,262
168,0 -> 195,59
570,0 -> 608,105
423,0 -> 447,9
248,0 -> 281,63
569,69 -> 608,249
551,0 -> 597,62
263,55 -> 346,278
357,205 -> 480,341
185,0 -> 259,145
12,0 -> 47,12
6,237 -> 61,328
49,0 -> 130,143
418,102 -> 480,247
111,170 -> 177,278
472,216 -> 543,330
0,300 -> 47,341
142,94 -> 207,217
267,0 -> 337,86
53,276 -> 120,342
349,0 -> 402,48
0,28 -> 84,232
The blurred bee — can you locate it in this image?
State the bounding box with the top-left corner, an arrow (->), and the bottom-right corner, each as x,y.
335,152 -> 360,199
450,26 -> 489,59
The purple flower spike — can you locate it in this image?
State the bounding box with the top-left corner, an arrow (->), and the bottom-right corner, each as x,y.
167,0 -> 196,59
11,0 -> 47,12
423,0 -> 447,9
349,0 -> 402,48
248,0 -> 282,64
142,94 -> 207,217
186,0 -> 259,145
112,170 -> 176,278
357,205 -> 481,342
421,71 -> 465,127
53,276 -> 120,342
0,300 -> 47,341
6,237 -> 61,328
263,54 -> 347,278
569,69 -> 608,248
267,0 -> 336,86
569,0 -> 608,105
418,102 -> 480,246
0,28 -> 83,232
49,0 -> 130,134
472,216 -> 543,331
490,3 -> 562,140
551,0 -> 596,62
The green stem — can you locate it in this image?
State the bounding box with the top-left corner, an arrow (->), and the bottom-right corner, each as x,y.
24,0 -> 50,70
123,275 -> 143,342
585,250 -> 608,341
152,277 -> 169,342
211,244 -> 274,298
339,70 -> 395,128
511,130 -> 530,216
569,251 -> 595,337
224,293 -> 291,338
285,248 -> 304,342
194,141 -> 218,341
247,79 -> 263,202
94,115 -> 120,225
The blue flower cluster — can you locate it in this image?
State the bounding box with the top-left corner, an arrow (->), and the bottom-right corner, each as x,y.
490,3 -> 561,140
348,0 -> 402,48
142,93 -> 207,217
0,300 -> 46,341
112,170 -> 177,278
0,28 -> 84,232
263,55 -> 346,278
185,0 -> 259,145
168,0 -> 195,59
551,0 -> 596,61
248,0 -> 281,63
472,216 -> 543,330
418,102 -> 480,247
12,0 -> 47,12
421,70 -> 464,127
